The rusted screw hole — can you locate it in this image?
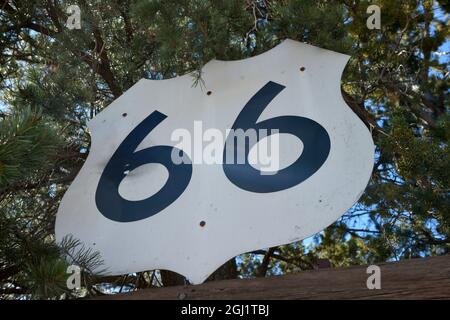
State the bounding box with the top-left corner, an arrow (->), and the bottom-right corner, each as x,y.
206,91 -> 212,96
199,221 -> 206,227
122,112 -> 127,117
300,67 -> 306,72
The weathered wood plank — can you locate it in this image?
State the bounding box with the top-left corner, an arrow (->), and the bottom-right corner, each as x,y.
95,255 -> 450,300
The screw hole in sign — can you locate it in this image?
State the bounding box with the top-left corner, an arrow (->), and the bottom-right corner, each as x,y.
207,91 -> 212,96
199,221 -> 206,227
300,66 -> 306,72
122,113 -> 127,117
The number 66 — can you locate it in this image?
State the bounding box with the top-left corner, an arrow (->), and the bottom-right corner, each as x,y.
95,81 -> 330,222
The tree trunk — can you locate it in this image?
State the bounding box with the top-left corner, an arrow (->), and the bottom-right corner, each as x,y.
160,270 -> 185,287
207,258 -> 238,281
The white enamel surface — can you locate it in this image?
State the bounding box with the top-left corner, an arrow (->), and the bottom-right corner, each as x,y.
55,40 -> 374,284
248,133 -> 304,172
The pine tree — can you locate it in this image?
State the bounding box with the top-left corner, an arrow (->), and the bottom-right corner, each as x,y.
0,0 -> 448,298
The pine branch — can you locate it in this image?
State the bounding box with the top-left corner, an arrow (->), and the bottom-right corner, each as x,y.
58,235 -> 107,276
0,107 -> 60,190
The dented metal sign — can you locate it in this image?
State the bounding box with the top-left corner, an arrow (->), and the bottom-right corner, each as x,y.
55,40 -> 374,284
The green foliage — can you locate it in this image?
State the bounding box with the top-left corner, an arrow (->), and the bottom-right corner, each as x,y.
131,0 -> 256,74
23,257 -> 69,299
58,234 -> 107,295
269,0 -> 353,53
59,235 -> 106,275
0,107 -> 60,189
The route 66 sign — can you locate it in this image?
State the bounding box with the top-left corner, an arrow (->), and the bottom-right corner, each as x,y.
55,40 -> 374,284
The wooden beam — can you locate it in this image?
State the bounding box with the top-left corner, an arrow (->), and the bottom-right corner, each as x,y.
95,255 -> 450,300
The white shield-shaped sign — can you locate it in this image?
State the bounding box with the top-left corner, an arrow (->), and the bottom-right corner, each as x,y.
56,40 -> 374,284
